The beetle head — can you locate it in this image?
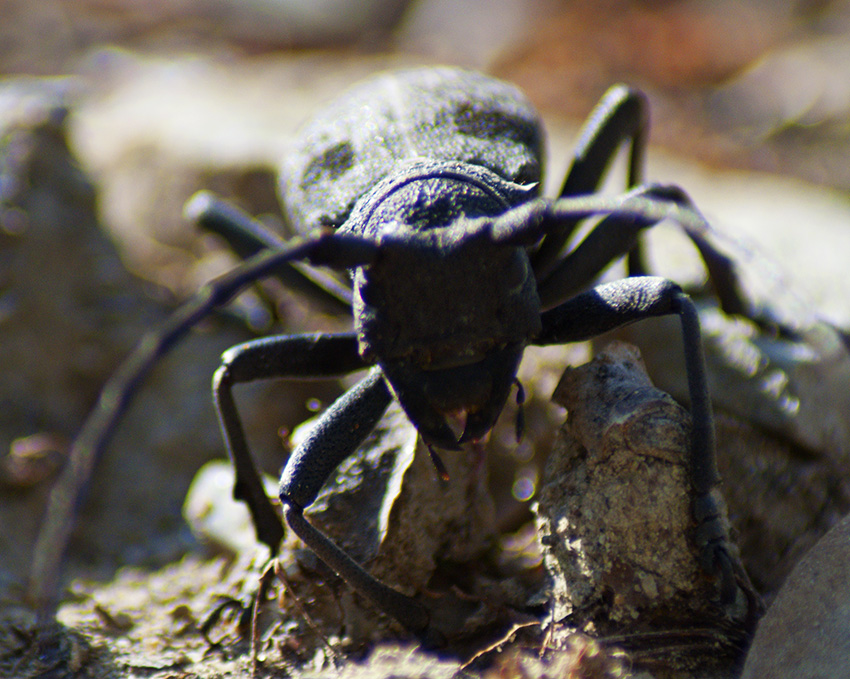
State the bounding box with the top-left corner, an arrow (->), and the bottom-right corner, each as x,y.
379,343 -> 524,450
343,160 -> 542,448
357,230 -> 537,448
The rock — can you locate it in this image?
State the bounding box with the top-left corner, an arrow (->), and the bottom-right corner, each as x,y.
0,78 -> 342,601
0,81 -> 168,591
613,299 -> 850,599
282,401 -> 497,642
534,342 -> 754,677
741,512 -> 850,678
182,459 -> 279,557
301,402 -> 475,592
711,411 -> 850,598
615,303 -> 850,470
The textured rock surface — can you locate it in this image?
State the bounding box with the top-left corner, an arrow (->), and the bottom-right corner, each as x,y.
741,512 -> 850,679
535,342 -> 754,677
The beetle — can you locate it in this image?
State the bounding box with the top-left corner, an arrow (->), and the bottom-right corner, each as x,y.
31,67 -> 747,640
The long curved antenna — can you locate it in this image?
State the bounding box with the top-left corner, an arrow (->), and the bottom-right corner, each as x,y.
195,194 -> 353,312
27,194 -> 379,619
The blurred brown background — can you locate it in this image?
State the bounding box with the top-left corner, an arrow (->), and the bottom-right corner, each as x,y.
4,0 -> 850,321
5,0 -> 850,187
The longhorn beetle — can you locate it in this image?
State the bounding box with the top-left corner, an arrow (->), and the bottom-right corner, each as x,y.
31,67 -> 746,639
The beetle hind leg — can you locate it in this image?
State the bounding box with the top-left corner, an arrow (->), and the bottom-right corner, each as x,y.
532,85 -> 648,278
189,191 -> 353,313
538,84 -> 753,320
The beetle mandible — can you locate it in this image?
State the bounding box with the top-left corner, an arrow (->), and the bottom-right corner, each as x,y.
32,67 -> 747,639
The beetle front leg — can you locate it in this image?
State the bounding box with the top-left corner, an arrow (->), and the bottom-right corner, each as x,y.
278,368 -> 434,638
29,227 -> 380,616
535,276 -> 737,603
213,332 -> 368,552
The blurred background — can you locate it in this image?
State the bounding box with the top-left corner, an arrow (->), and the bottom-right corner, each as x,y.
5,0 -> 850,186
6,0 -> 850,310
4,0 -> 850,319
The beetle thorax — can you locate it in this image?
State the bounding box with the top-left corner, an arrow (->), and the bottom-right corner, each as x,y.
342,160 -> 542,368
354,232 -> 540,367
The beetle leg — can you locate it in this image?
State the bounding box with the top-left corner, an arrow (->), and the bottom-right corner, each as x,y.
535,276 -> 736,603
28,214 -> 379,616
488,182 -> 748,317
192,191 -> 289,258
533,184 -> 744,316
213,332 -> 368,552
487,185 -> 747,316
535,191 -> 660,308
278,368 -> 435,639
533,84 -> 751,318
192,192 -> 352,314
533,85 -> 648,276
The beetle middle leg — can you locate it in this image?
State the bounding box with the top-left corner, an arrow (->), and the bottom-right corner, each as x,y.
213,332 -> 368,551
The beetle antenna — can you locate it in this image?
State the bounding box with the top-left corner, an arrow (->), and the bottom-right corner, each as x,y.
27,213 -> 379,618
514,379 -> 526,442
426,443 -> 451,482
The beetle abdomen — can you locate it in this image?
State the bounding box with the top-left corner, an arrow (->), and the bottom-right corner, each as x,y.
280,67 -> 545,234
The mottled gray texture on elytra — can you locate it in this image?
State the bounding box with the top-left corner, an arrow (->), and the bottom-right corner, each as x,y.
279,67 -> 544,233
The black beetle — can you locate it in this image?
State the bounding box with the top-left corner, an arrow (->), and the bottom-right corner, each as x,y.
31,67 -> 745,639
